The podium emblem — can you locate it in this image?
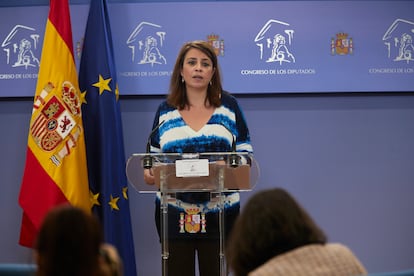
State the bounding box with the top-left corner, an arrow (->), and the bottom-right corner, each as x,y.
179,208 -> 207,234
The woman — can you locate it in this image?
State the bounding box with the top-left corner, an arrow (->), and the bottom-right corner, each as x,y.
144,40 -> 253,276
226,188 -> 367,276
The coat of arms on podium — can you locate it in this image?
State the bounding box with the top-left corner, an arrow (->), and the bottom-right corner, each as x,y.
179,208 -> 207,234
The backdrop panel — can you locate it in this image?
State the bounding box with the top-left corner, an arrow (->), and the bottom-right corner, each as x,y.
0,1 -> 413,96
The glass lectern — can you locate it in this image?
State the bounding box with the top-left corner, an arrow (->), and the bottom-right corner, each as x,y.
126,152 -> 259,276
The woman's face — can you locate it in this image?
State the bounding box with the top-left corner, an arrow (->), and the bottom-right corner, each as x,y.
181,48 -> 215,91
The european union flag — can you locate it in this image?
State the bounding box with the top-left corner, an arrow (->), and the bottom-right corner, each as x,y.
79,0 -> 137,275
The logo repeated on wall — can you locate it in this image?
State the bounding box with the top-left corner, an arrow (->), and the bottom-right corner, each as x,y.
254,19 -> 296,65
1,24 -> 41,69
207,34 -> 224,56
383,18 -> 414,64
126,21 -> 167,66
331,32 -> 353,55
1,2 -> 413,96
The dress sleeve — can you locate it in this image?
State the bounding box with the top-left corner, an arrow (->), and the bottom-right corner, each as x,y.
233,97 -> 253,153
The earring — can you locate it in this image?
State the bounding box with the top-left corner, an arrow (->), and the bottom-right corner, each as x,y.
209,81 -> 212,86
182,77 -> 184,83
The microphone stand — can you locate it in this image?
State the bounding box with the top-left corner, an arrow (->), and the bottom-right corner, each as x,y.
143,120 -> 165,169
228,133 -> 240,167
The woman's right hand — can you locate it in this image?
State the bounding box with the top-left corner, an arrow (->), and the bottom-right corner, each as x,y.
143,168 -> 155,185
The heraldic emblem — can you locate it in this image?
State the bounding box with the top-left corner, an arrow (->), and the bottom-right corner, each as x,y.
207,34 -> 224,56
331,32 -> 353,55
179,207 -> 207,234
30,80 -> 83,166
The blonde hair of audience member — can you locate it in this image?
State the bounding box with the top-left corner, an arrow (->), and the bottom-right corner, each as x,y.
34,204 -> 122,276
226,188 -> 367,276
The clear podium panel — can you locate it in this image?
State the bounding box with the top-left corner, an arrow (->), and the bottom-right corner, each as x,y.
125,152 -> 260,276
126,152 -> 259,193
152,163 -> 251,191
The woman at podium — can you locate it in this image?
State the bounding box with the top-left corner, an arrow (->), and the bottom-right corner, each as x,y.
143,40 -> 253,276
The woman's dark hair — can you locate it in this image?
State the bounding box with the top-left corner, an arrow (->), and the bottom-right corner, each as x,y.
167,40 -> 222,109
226,188 -> 327,276
35,205 -> 103,276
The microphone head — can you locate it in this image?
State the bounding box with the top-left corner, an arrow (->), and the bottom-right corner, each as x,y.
143,155 -> 153,169
229,153 -> 240,167
143,120 -> 165,169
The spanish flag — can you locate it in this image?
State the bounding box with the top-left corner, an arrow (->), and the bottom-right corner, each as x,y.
18,0 -> 90,247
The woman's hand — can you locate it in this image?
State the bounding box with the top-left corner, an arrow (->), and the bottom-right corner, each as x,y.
143,168 -> 155,185
215,160 -> 226,165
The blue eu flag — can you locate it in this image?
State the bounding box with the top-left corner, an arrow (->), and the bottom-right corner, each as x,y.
79,0 -> 137,275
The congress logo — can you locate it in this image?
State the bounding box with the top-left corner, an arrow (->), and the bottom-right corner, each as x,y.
383,18 -> 414,64
254,19 -> 296,65
1,24 -> 41,69
126,21 -> 167,66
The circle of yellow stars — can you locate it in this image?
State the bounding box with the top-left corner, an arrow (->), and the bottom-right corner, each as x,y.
91,74 -> 120,100
80,74 -> 120,104
86,74 -> 124,211
89,186 -> 129,211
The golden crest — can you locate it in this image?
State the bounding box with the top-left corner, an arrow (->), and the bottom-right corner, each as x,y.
207,34 -> 224,56
183,207 -> 202,234
30,80 -> 82,166
331,32 -> 353,55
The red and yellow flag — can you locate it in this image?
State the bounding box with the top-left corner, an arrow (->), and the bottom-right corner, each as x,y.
18,0 -> 90,247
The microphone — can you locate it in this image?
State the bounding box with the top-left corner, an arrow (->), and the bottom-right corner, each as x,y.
221,124 -> 240,167
143,120 -> 165,169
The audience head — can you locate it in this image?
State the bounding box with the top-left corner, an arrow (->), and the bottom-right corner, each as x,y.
35,204 -> 122,276
226,187 -> 327,276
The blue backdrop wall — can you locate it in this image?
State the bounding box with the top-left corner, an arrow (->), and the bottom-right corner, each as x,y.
1,0 -> 414,275
2,93 -> 414,275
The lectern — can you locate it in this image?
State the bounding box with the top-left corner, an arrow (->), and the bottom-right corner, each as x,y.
126,152 -> 259,276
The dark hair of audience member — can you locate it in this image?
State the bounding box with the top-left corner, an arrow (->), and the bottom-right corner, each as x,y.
226,188 -> 327,276
35,204 -> 104,276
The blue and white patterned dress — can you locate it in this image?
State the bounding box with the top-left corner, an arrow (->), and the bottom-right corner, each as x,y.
150,91 -> 253,240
